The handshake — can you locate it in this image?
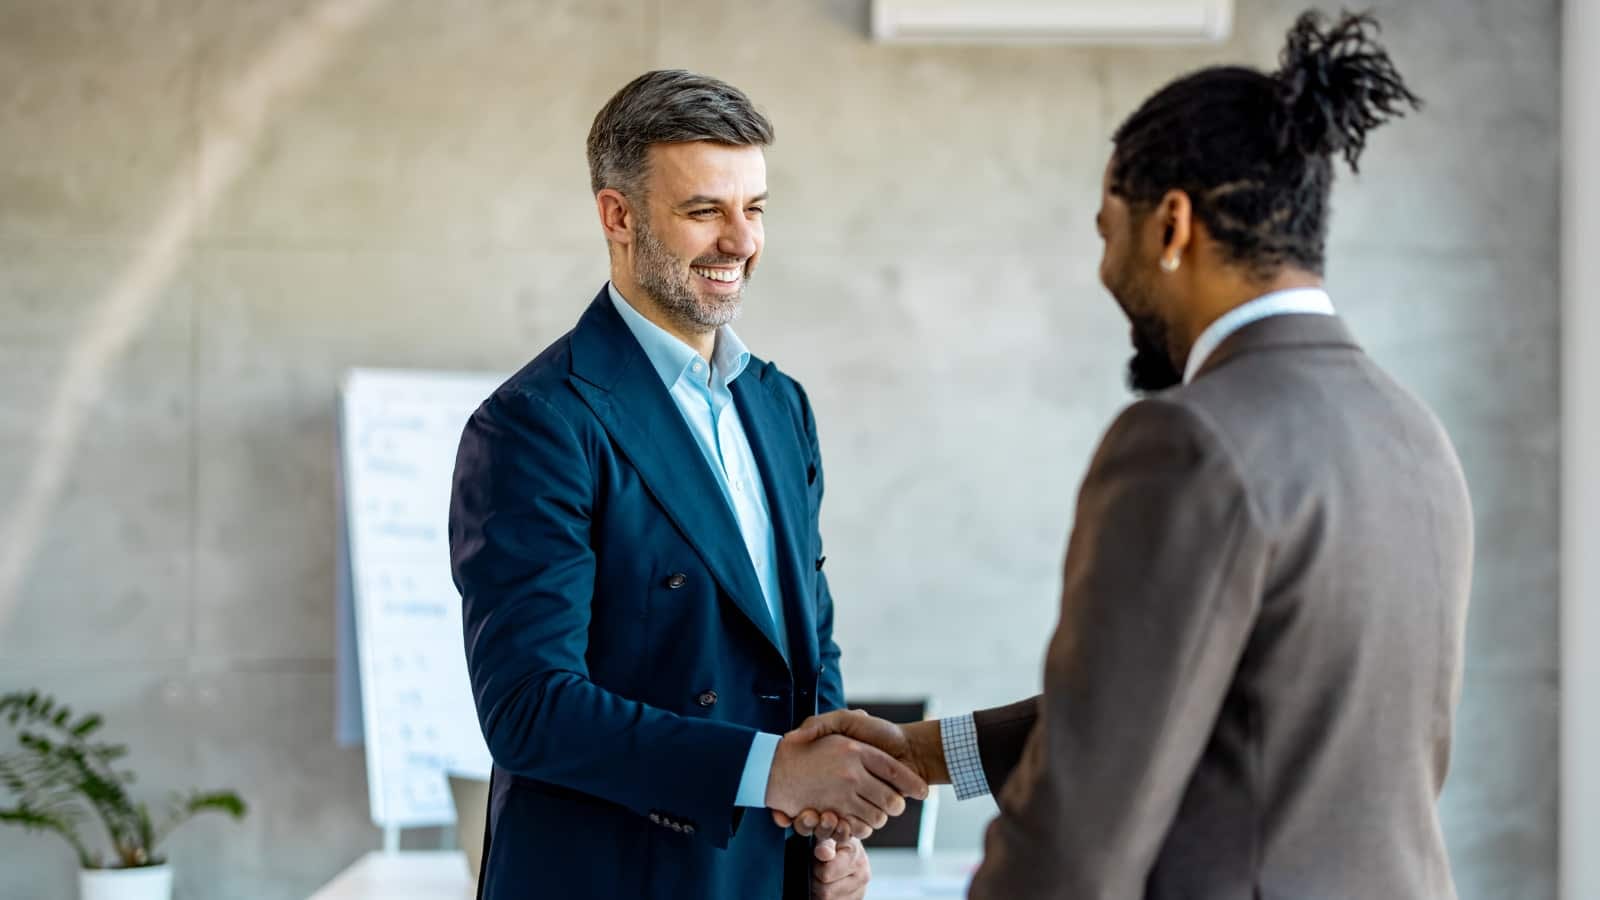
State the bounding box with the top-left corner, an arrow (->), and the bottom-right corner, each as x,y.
763,709 -> 951,841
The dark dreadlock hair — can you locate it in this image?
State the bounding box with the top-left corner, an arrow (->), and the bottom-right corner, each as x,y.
1109,9 -> 1421,277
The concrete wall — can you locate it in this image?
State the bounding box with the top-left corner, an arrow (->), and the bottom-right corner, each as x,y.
1564,0 -> 1598,897
0,1 -> 1559,897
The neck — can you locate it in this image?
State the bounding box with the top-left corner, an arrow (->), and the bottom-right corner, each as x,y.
611,268 -> 717,361
1175,267 -> 1323,361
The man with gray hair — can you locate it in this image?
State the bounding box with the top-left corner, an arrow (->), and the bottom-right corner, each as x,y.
449,69 -> 923,900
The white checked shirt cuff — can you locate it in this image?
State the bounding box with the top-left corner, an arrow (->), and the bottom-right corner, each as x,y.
940,713 -> 992,800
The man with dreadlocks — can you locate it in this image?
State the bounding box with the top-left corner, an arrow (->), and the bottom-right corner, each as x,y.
775,10 -> 1473,898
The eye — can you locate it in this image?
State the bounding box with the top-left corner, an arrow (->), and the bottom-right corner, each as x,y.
747,206 -> 765,217
689,208 -> 718,219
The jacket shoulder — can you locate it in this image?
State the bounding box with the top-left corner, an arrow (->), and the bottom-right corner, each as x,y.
464,332 -> 603,445
756,356 -> 819,414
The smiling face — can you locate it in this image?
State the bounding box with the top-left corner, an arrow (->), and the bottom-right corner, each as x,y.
622,141 -> 768,333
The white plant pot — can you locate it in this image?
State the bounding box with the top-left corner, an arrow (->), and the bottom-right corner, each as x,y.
78,864 -> 172,900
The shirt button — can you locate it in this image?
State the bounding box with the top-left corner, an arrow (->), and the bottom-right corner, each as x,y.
697,690 -> 718,707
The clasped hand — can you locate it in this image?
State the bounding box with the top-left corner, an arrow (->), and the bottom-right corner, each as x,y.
766,709 -> 947,841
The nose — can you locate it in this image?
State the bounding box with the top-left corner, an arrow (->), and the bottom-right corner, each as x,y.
718,214 -> 758,260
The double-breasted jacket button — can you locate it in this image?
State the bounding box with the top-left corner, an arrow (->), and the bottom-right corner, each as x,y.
697,690 -> 718,708
665,573 -> 688,589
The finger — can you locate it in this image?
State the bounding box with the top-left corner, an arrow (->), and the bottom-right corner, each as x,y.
862,746 -> 928,801
811,867 -> 866,898
844,816 -> 874,841
813,837 -> 837,862
813,843 -> 856,882
852,767 -> 901,824
848,789 -> 890,830
771,810 -> 794,828
831,836 -> 859,860
815,810 -> 841,841
797,809 -> 821,835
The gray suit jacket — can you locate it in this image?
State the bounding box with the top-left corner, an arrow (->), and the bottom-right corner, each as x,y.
967,314 -> 1473,900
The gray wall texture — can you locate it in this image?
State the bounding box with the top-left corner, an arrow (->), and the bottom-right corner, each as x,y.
0,0 -> 1559,897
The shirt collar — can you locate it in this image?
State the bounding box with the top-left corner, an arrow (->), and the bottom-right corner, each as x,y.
608,281 -> 751,390
1183,287 -> 1336,384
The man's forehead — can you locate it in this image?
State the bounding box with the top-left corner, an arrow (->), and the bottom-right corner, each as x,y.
648,142 -> 766,189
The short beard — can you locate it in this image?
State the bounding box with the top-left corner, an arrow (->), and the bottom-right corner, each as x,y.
633,215 -> 746,332
1107,259 -> 1183,395
1125,314 -> 1183,395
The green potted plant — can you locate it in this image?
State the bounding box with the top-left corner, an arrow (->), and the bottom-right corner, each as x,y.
0,691 -> 247,900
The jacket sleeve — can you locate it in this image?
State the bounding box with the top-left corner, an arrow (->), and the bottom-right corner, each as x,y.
968,398 -> 1269,898
449,389 -> 757,848
972,697 -> 1041,793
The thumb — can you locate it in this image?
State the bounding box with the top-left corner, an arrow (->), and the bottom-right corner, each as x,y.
789,713 -> 836,743
791,708 -> 867,743
812,838 -> 838,862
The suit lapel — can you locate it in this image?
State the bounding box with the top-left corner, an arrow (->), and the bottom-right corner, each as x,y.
566,290 -> 787,661
732,367 -> 819,673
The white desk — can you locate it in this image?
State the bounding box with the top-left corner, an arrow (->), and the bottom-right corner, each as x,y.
309,852 -> 473,900
309,849 -> 977,899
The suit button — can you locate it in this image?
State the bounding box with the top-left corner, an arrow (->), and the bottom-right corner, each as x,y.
666,573 -> 688,589
697,690 -> 718,708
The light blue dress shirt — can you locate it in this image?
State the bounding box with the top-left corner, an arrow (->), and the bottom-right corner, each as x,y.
608,283 -> 785,809
940,287 -> 1339,802
1183,287 -> 1336,383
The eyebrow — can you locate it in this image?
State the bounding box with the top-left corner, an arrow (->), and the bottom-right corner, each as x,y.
677,192 -> 770,209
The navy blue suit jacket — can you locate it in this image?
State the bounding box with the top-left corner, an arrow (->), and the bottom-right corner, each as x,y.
449,288 -> 845,899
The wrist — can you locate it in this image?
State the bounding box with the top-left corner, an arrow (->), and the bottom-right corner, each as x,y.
764,732 -> 796,809
905,720 -> 951,785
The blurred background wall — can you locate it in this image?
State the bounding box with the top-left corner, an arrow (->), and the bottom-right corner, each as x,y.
0,0 -> 1559,897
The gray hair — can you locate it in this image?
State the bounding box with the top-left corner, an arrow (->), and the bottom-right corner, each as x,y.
586,70 -> 774,198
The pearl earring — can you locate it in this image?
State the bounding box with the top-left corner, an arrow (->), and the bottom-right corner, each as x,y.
1160,256 -> 1180,273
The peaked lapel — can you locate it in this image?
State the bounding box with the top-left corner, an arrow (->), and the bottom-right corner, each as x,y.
731,366 -> 820,674
565,289 -> 787,662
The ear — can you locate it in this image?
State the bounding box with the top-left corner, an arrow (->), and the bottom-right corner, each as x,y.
596,188 -> 636,247
1154,189 -> 1193,272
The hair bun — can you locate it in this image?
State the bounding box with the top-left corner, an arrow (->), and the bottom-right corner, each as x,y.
1274,10 -> 1421,172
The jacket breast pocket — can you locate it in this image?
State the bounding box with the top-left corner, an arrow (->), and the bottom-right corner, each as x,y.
641,567 -> 720,672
